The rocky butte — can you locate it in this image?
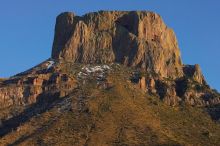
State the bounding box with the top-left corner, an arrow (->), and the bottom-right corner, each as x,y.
0,11 -> 220,145
52,11 -> 183,78
51,11 -> 219,106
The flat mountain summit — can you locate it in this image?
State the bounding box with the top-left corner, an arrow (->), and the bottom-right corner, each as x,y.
1,11 -> 220,146
52,11 -> 182,78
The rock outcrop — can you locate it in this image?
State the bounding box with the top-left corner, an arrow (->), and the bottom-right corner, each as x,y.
183,64 -> 206,85
52,11 -> 183,78
0,10 -> 219,109
0,61 -> 78,109
139,77 -> 146,91
134,72 -> 220,106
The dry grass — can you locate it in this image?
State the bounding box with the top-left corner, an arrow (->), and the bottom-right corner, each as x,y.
1,65 -> 220,146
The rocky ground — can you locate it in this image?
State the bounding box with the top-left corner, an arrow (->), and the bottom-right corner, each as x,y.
0,61 -> 220,146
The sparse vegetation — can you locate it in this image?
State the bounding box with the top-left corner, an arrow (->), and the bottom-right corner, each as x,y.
1,65 -> 220,146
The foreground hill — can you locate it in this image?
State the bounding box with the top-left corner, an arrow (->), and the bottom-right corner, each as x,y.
0,11 -> 220,146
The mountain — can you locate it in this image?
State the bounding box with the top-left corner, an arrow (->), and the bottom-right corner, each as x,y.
0,11 -> 220,146
52,11 -> 183,79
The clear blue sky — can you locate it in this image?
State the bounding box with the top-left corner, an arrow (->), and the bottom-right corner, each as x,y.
0,1 -> 219,91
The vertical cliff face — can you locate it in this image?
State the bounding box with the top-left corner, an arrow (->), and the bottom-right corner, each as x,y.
52,11 -> 183,78
0,10 -> 218,110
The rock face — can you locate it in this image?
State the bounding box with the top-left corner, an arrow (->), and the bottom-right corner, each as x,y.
139,77 -> 146,91
52,11 -> 183,78
0,10 -> 219,109
183,64 -> 206,84
0,61 -> 78,109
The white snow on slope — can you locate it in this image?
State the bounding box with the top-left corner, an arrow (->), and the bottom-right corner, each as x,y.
47,61 -> 55,69
77,65 -> 111,80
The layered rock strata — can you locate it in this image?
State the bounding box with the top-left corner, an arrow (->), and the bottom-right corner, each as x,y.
0,61 -> 77,109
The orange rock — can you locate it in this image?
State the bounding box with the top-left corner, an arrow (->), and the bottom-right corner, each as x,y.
52,11 -> 183,78
139,77 -> 146,91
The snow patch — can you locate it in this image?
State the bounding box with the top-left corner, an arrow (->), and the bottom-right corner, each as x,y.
77,65 -> 111,81
47,61 -> 55,69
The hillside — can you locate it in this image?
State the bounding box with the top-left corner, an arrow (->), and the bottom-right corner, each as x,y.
0,11 -> 220,146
